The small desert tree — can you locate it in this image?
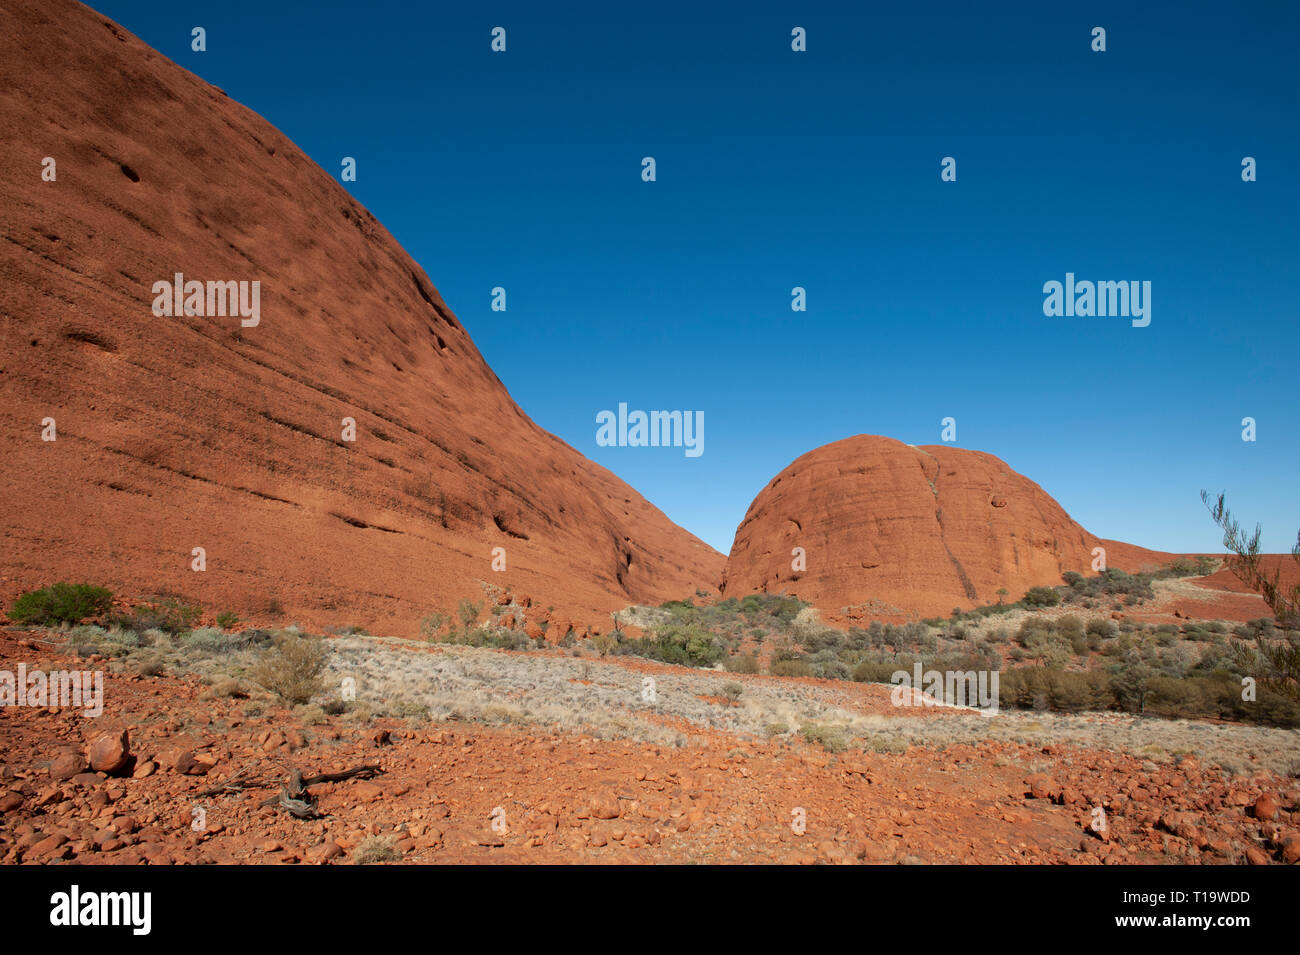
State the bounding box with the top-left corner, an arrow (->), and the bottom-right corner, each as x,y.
457,598 -> 481,635
1110,649 -> 1152,715
9,583 -> 112,626
1203,491 -> 1300,699
419,608 -> 449,641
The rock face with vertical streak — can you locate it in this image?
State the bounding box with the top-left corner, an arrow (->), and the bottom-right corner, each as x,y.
0,0 -> 722,636
721,435 -> 1170,619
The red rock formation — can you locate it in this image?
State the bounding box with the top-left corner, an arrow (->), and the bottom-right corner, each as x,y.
721,435 -> 1171,619
0,0 -> 721,635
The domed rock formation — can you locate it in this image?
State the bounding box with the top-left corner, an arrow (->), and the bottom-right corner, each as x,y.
721,435 -> 1169,620
0,0 -> 721,635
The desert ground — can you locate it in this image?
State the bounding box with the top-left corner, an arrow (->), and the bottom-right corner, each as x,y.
2,566 -> 1297,866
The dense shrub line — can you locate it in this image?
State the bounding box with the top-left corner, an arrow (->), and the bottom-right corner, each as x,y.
14,570 -> 1292,727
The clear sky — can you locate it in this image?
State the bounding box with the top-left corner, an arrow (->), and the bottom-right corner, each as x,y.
91,0 -> 1299,555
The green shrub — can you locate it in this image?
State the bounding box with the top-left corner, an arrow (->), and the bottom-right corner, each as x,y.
770,658 -> 812,678
1061,568 -> 1156,603
65,623 -> 141,658
1022,586 -> 1061,608
1045,669 -> 1113,712
109,596 -> 201,635
456,599 -> 482,632
181,627 -> 237,653
800,723 -> 848,753
769,596 -> 806,623
852,660 -> 902,683
216,610 -> 239,630
1015,618 -> 1054,647
808,648 -> 851,680
1162,556 -> 1216,578
10,583 -> 112,626
1086,619 -> 1116,639
441,625 -> 537,651
724,653 -> 760,674
248,631 -> 330,705
1057,615 -> 1084,642
1109,654 -> 1154,713
616,624 -> 727,668
419,608 -> 449,641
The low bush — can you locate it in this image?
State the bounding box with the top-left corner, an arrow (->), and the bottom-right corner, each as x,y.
180,627 -> 239,653
1022,586 -> 1061,608
248,631 -> 329,705
800,723 -> 848,752
770,658 -> 812,678
9,583 -> 112,626
419,609 -> 449,641
615,624 -> 727,668
353,836 -> 401,865
724,653 -> 760,674
108,596 -> 201,635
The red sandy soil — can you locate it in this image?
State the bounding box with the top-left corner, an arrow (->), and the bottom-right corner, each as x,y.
1163,558 -> 1300,622
2,630 -> 1297,865
723,435 -> 1174,621
1107,556 -> 1300,626
0,0 -> 722,639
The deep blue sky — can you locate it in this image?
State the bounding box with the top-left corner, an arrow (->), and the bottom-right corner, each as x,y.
91,0 -> 1299,555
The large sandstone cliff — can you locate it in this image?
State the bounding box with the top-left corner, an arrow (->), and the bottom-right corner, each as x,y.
721,435 -> 1170,619
0,0 -> 722,635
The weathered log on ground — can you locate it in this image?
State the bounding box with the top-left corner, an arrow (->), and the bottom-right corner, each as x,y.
254,764 -> 383,819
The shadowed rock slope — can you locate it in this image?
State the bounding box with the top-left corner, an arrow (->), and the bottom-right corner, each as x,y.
0,0 -> 722,635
